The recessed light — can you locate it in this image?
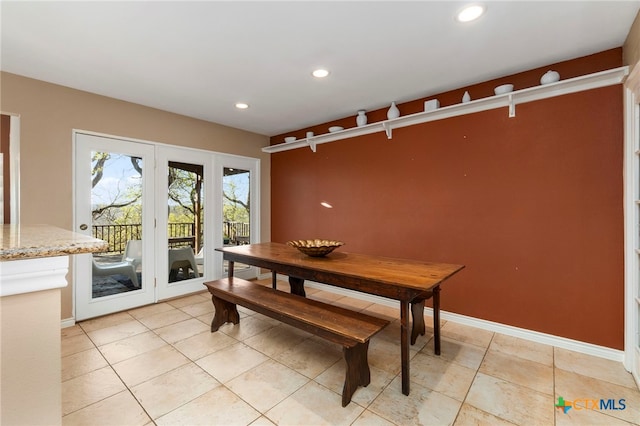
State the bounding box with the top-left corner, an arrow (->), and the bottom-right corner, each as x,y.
320,201 -> 333,208
235,102 -> 249,109
312,69 -> 330,78
456,4 -> 485,22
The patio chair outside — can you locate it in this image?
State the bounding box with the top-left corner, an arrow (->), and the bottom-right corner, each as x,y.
123,239 -> 142,271
92,259 -> 139,288
168,246 -> 200,281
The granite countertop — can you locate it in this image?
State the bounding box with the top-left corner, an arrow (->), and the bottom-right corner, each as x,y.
0,224 -> 107,261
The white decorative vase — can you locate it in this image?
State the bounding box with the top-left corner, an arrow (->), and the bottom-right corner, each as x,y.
540,70 -> 560,85
462,91 -> 471,103
387,102 -> 400,120
424,99 -> 440,111
356,110 -> 367,127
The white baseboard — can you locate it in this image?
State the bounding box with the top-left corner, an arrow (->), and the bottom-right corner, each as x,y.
61,317 -> 76,328
439,310 -> 623,363
266,273 -> 625,364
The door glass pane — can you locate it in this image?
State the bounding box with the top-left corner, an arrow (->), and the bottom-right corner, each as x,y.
91,152 -> 143,298
223,167 -> 250,274
168,162 -> 204,282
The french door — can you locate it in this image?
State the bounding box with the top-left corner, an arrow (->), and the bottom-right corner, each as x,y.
156,146 -> 214,300
74,133 -> 156,320
74,132 -> 260,320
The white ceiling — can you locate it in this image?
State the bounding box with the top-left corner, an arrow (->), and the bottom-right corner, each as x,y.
1,1 -> 639,136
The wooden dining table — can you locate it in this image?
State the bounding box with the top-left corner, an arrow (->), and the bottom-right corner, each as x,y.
216,242 -> 464,396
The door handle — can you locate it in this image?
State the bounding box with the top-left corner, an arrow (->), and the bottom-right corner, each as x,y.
79,224 -> 88,231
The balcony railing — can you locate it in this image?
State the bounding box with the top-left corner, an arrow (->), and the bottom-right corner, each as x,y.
92,222 -> 249,254
93,224 -> 142,253
223,221 -> 250,244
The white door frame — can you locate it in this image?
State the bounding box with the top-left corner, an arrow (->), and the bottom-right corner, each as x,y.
623,70 -> 640,387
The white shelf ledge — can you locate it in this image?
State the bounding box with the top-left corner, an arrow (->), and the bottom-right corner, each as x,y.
263,66 -> 629,154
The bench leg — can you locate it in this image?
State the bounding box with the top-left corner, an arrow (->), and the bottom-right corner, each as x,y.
288,276 -> 306,297
410,290 -> 433,345
210,295 -> 240,332
342,341 -> 371,407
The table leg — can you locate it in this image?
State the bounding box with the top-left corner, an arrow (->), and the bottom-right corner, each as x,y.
271,271 -> 277,289
288,276 -> 306,297
433,285 -> 441,355
400,300 -> 410,395
228,260 -> 235,278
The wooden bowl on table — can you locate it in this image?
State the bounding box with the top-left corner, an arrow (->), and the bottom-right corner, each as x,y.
287,239 -> 344,257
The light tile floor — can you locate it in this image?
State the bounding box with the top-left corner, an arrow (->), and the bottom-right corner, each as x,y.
62,280 -> 640,425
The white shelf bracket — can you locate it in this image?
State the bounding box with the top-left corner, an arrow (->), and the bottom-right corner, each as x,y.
508,94 -> 516,118
308,139 -> 317,153
382,122 -> 393,139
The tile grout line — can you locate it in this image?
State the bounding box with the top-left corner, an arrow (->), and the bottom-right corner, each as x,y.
93,316 -> 159,423
139,307 -> 239,422
74,310 -> 211,423
139,300 -> 331,422
61,322 -> 156,421
451,330 -> 495,425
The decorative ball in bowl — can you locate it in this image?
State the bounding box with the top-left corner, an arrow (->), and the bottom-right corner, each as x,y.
287,239 -> 344,257
494,84 -> 514,95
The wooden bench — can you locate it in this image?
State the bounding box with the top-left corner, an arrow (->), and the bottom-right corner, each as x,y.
204,277 -> 389,406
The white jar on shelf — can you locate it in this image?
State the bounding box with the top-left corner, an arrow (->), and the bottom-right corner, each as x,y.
356,110 -> 367,127
541,70 -> 560,85
387,102 -> 400,120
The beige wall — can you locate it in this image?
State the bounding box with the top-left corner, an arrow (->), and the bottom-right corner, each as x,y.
0,72 -> 271,319
624,10 -> 640,68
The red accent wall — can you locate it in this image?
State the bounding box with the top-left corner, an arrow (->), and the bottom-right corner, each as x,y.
270,49 -> 624,349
